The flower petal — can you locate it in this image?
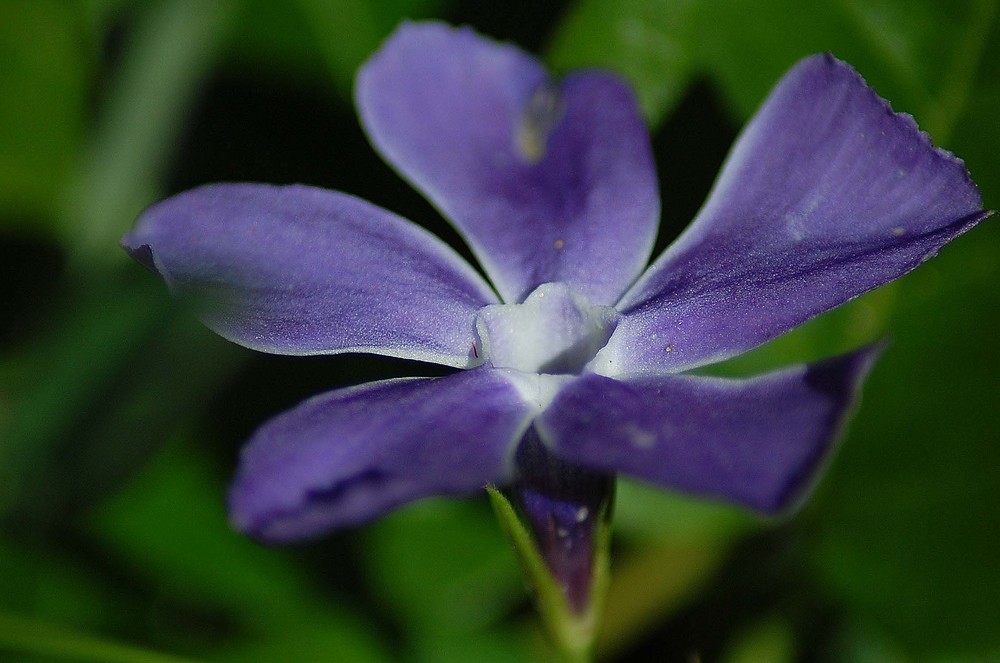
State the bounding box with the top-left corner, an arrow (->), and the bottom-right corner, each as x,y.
356,22 -> 659,305
229,369 -> 537,541
601,53 -> 988,376
538,346 -> 880,513
123,183 -> 498,367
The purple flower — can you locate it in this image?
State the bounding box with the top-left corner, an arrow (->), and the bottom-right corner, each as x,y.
123,22 -> 988,548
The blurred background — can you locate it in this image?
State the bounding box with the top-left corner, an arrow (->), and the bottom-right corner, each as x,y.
1,0 -> 998,661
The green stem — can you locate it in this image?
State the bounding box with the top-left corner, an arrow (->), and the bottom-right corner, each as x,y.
487,486 -> 612,662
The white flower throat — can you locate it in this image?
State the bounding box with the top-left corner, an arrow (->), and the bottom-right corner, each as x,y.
475,283 -> 619,374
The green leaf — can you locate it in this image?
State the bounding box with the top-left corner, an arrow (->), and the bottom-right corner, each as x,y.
0,539 -> 113,641
685,0 -> 994,137
0,275 -> 166,516
292,0 -> 445,95
222,0 -> 333,83
63,0 -> 235,268
0,610 -> 199,663
90,440 -> 310,615
613,478 -> 754,545
809,220 -> 1000,655
213,622 -> 388,663
547,0 -> 699,126
407,628 -> 544,663
550,0 -> 993,137
596,480 -> 751,658
362,497 -> 556,661
363,497 -> 524,634
90,439 -> 390,662
0,271 -> 246,521
948,1 -> 1000,206
0,1 -> 92,228
722,616 -> 795,663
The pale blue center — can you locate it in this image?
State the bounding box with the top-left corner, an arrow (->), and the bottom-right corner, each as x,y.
475,283 -> 619,374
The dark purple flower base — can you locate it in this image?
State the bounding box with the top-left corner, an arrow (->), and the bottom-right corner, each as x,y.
507,428 -> 614,614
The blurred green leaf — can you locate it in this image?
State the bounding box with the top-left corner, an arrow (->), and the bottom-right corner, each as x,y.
614,479 -> 754,545
363,498 -> 561,661
0,540 -> 113,639
0,275 -> 165,516
293,0 -> 444,94
223,0 -> 444,96
684,0 -> 995,144
222,0 -> 331,82
214,621 -> 388,663
364,498 -> 523,634
547,0 -> 698,126
92,440 -> 315,617
408,627 -> 545,663
948,2 -> 1000,206
828,622 -> 910,663
90,439 -> 390,662
810,220 -> 1000,655
60,0 -> 447,267
0,609 -> 198,663
721,616 -> 795,663
598,537 -> 732,659
597,481 -> 752,658
0,1 -> 92,228
551,0 -> 994,140
0,270 -> 247,522
64,0 -> 235,268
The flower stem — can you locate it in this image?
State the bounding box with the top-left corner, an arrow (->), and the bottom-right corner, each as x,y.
488,485 -> 611,661
487,431 -> 614,661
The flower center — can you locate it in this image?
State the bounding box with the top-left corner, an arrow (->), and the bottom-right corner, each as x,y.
475,283 -> 619,374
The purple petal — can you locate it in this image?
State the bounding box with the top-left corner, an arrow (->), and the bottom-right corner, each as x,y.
538,346 -> 880,513
356,22 -> 659,305
601,53 -> 988,376
123,183 -> 498,367
229,369 -> 536,542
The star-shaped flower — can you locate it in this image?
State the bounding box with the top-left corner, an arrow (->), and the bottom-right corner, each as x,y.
123,23 -> 988,553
